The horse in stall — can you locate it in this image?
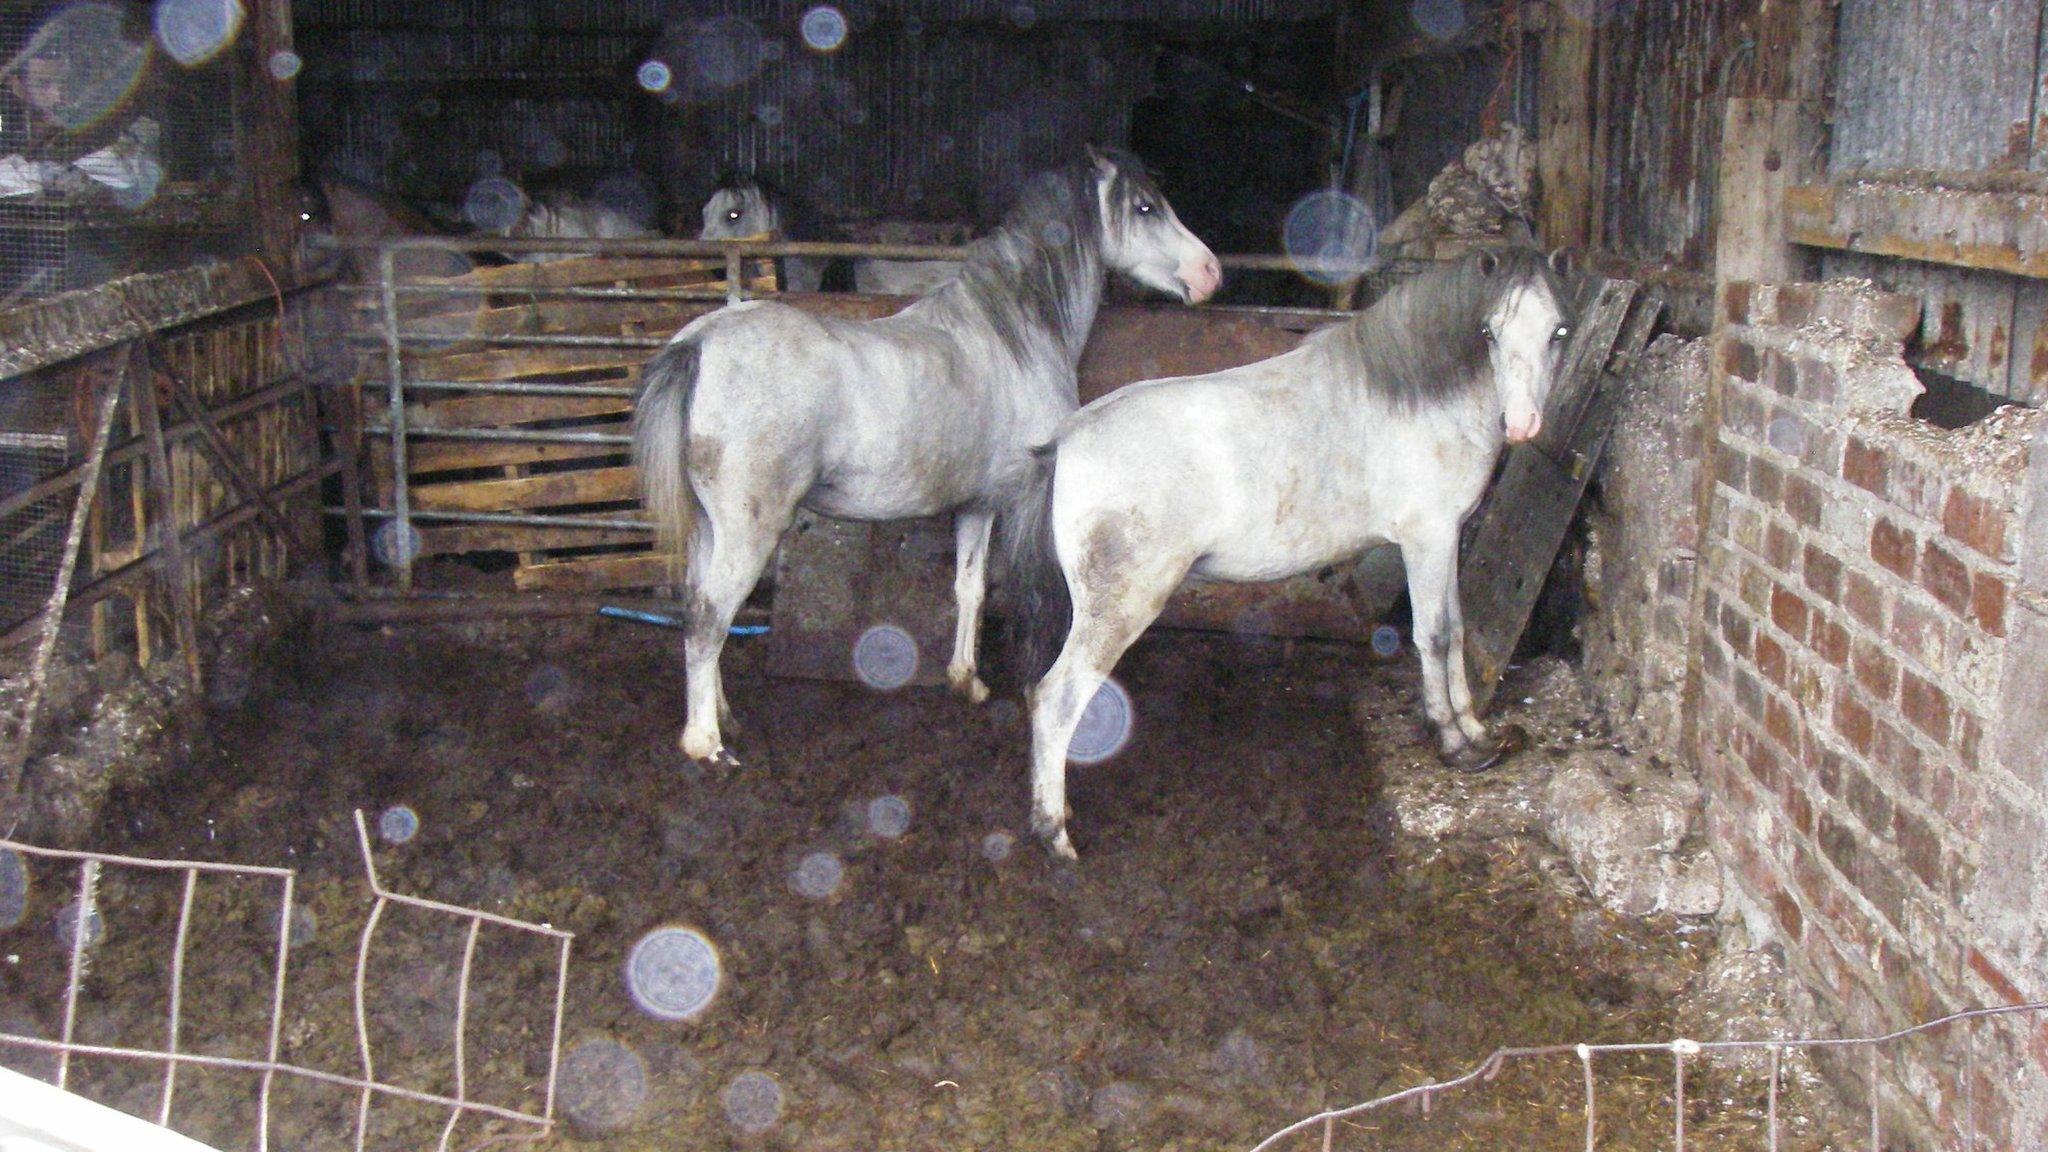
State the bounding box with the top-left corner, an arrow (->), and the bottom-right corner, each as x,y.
493,176 -> 661,264
1006,248 -> 1576,858
696,175 -> 962,295
635,146 -> 1222,767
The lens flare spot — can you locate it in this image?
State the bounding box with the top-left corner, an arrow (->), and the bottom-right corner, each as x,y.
266,49 -> 301,80
852,624 -> 918,690
560,1038 -> 649,1131
0,849 -> 27,930
1371,624 -> 1402,658
462,175 -> 527,232
1068,678 -> 1133,764
153,0 -> 245,67
378,805 -> 419,844
1283,190 -> 1379,286
789,850 -> 844,899
723,1070 -> 785,1132
19,4 -> 150,132
866,795 -> 912,840
980,830 -> 1015,863
55,900 -> 104,950
799,6 -> 848,53
1409,0 -> 1467,41
371,519 -> 422,569
636,59 -> 673,93
626,926 -> 722,1020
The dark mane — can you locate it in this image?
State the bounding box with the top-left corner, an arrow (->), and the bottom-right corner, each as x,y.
1337,249 -> 1569,408
944,149 -> 1158,366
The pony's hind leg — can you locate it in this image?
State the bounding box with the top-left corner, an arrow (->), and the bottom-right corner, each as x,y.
947,509 -> 994,704
679,489 -> 797,765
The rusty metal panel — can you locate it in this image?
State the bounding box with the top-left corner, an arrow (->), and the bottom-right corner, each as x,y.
1830,0 -> 2046,176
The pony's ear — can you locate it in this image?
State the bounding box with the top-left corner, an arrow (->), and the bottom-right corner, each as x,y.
1547,246 -> 1577,278
1476,249 -> 1500,277
1084,142 -> 1117,178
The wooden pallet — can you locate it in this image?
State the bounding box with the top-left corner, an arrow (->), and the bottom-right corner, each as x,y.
366,252 -> 776,592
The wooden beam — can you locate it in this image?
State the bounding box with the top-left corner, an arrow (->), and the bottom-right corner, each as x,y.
418,520 -> 650,557
400,436 -> 626,475
408,392 -> 632,431
0,262 -> 318,380
1537,6 -> 1597,249
512,552 -> 672,592
1715,98 -> 1821,285
1785,181 -> 2048,280
405,346 -> 644,383
409,466 -> 638,513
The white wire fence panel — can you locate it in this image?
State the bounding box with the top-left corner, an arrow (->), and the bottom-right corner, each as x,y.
0,811 -> 573,1152
1248,1000 -> 2048,1152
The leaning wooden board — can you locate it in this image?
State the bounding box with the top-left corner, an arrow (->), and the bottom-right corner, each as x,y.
1457,277 -> 1663,711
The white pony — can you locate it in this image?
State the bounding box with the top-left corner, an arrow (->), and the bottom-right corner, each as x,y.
637,147 -> 1221,766
1007,249 -> 1575,857
697,176 -> 962,294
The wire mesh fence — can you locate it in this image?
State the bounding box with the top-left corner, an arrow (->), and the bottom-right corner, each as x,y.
1248,999 -> 2048,1152
0,810 -> 574,1152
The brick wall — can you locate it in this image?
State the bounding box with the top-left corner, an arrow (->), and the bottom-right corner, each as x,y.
1693,281 -> 2047,1148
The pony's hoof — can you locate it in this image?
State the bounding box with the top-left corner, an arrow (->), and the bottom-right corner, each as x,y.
948,667 -> 992,704
1044,828 -> 1078,860
1441,723 -> 1529,773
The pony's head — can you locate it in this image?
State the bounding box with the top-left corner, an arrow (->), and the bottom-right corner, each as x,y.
699,178 -> 780,241
1476,248 -> 1573,443
1085,146 -> 1220,305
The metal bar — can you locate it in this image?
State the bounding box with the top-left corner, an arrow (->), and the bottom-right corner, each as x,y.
362,425 -> 633,446
378,248 -> 415,592
316,380 -> 371,590
335,282 -> 743,302
400,379 -> 640,398
131,351 -> 205,700
1869,1045 -> 1879,1151
1766,1045 -> 1781,1151
353,892 -> 386,1152
1579,1045 -> 1596,1152
328,235 -> 967,259
2,355 -> 125,810
544,932 -> 571,1124
56,859 -> 98,1090
1674,1044 -> 1687,1151
259,870 -> 294,1152
0,838 -> 295,877
395,331 -> 666,350
725,248 -> 744,306
436,917 -> 483,1152
158,869 -> 198,1126
338,507 -> 654,532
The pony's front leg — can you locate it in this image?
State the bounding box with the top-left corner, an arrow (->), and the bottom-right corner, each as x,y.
947,509 -> 994,704
1402,528 -> 1497,770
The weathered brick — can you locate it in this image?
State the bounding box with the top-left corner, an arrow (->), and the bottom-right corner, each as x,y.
1895,807 -> 1944,895
1721,603 -> 1754,657
1776,284 -> 1816,326
1900,670 -> 1953,742
1813,617 -> 1851,667
1749,456 -> 1784,505
1724,281 -> 1752,325
1764,409 -> 1809,458
1783,780 -> 1815,837
1852,639 -> 1898,699
1702,634 -> 1728,682
1871,517 -> 1917,581
1843,570 -> 1886,630
1834,692 -> 1876,754
1802,545 -> 1843,602
1844,436 -> 1889,498
1890,598 -> 1948,669
1920,539 -> 1973,617
1765,695 -> 1799,749
1771,585 -> 1811,640
1771,886 -> 1805,941
1725,336 -> 1760,381
1972,571 -> 2008,637
1754,630 -> 1787,686
1839,758 -> 1895,839
1724,390 -> 1768,442
1955,711 -> 1984,772
1765,521 -> 1798,572
1783,474 -> 1824,528
1718,446 -> 1750,494
1763,349 -> 1797,397
1796,355 -> 1838,405
1870,715 -> 1927,792
1943,487 -> 2011,562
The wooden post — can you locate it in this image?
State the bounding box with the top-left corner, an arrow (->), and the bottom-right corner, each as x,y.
132,353 -> 206,701
243,0 -> 303,280
1537,3 -> 1597,250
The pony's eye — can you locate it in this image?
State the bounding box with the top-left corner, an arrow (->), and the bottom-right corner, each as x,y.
727,209 -> 742,221
1135,201 -> 1153,214
1552,326 -> 1570,341
1480,326 -> 1496,343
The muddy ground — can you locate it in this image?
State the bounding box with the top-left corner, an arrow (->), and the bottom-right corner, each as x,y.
1,616 -> 1857,1150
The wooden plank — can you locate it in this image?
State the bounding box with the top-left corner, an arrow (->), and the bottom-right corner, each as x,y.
410,466 -> 638,512
419,519 -> 650,557
1788,180 -> 2048,280
404,345 -> 645,383
418,255 -> 771,293
511,551 -> 672,592
1460,279 -> 1655,711
407,392 -> 631,431
1718,99 -> 1820,286
401,436 -> 627,475
1537,7 -> 1596,249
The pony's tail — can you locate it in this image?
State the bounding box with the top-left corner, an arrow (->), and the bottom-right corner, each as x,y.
632,338 -> 703,584
1002,443 -> 1072,693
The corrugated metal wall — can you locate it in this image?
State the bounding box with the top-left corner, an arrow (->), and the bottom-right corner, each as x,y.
295,1 -> 1335,226
1820,0 -> 2048,404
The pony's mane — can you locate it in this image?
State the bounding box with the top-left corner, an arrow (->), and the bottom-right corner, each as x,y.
1334,249 -> 1568,408
945,148 -> 1158,364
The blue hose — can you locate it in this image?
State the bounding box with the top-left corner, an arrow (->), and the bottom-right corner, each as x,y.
599,606 -> 769,635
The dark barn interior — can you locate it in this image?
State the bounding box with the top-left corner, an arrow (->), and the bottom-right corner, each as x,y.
0,1 -> 2045,1150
